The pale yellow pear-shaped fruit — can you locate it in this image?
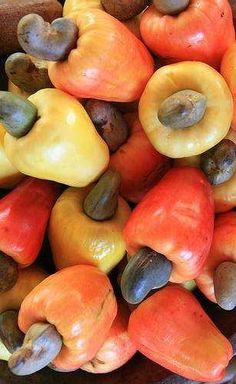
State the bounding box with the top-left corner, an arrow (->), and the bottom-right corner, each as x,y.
63,0 -> 102,18
0,124 -> 23,189
49,187 -> 130,273
4,89 -> 109,187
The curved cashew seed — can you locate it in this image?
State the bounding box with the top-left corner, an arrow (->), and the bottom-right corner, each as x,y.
214,261 -> 236,311
17,14 -> 78,61
0,91 -> 37,138
101,0 -> 151,21
153,0 -> 190,15
0,310 -> 24,353
121,247 -> 172,304
83,170 -> 121,221
8,322 -> 62,376
5,53 -> 53,93
200,139 -> 236,185
85,100 -> 129,153
158,90 -> 207,129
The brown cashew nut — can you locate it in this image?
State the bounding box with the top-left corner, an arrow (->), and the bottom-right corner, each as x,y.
8,322 -> 63,376
121,247 -> 173,304
0,91 -> 37,138
83,170 -> 121,221
158,90 -> 207,129
214,261 -> 236,311
200,139 -> 236,185
17,14 -> 78,61
101,0 -> 151,21
153,0 -> 190,15
0,310 -> 24,353
85,100 -> 129,153
5,53 -> 53,94
0,253 -> 18,294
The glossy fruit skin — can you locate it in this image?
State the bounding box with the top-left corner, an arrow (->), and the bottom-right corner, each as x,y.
140,0 -> 235,69
63,0 -> 142,39
18,265 -> 117,371
0,124 -> 23,189
124,167 -> 214,283
174,130 -> 236,213
81,301 -> 136,373
48,9 -> 154,102
128,285 -> 233,382
221,43 -> 236,130
196,211 -> 236,302
4,89 -> 109,187
0,266 -> 48,313
0,177 -> 59,266
139,61 -> 233,158
63,0 -> 102,17
49,186 -> 130,274
109,113 -> 171,203
213,130 -> 236,212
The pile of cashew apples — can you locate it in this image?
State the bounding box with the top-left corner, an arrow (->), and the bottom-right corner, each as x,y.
1,0 -> 236,382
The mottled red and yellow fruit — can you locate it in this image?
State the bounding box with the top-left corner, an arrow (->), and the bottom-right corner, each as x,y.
221,43 -> 236,130
48,9 -> 154,102
128,285 -> 233,381
18,265 -> 117,371
0,177 -> 59,266
49,186 -> 130,273
109,113 -> 171,203
196,211 -> 236,302
81,301 -> 136,373
124,167 -> 214,283
140,0 -> 235,69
